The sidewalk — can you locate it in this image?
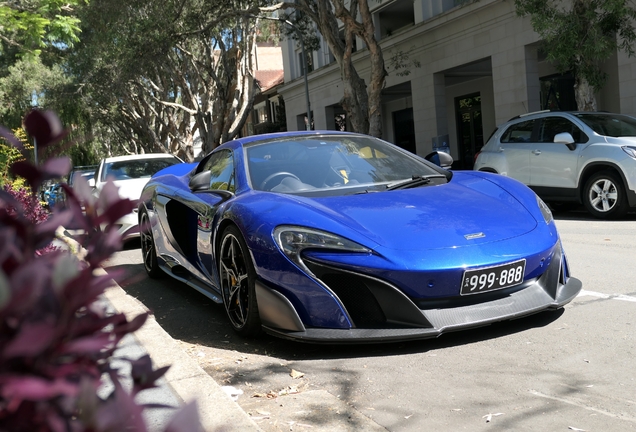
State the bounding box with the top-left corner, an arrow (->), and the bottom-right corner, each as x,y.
101,269 -> 263,432
58,230 -> 262,432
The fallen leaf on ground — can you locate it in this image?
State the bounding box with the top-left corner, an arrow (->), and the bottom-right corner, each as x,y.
251,390 -> 278,399
279,385 -> 300,396
290,369 -> 305,379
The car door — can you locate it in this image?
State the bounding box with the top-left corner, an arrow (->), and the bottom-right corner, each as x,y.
529,116 -> 585,189
496,119 -> 536,184
194,149 -> 236,282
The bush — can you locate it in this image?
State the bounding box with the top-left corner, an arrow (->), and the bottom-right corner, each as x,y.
0,109 -> 199,431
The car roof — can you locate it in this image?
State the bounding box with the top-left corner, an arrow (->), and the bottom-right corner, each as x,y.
506,110 -> 629,122
102,153 -> 179,163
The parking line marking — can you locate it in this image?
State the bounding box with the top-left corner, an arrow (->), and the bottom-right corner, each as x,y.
529,390 -> 636,422
578,290 -> 636,302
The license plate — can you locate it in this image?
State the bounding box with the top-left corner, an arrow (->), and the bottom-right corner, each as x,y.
461,259 -> 526,295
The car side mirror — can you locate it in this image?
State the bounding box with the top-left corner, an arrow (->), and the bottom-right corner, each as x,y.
189,170 -> 211,191
88,178 -> 95,188
425,151 -> 454,169
554,132 -> 577,151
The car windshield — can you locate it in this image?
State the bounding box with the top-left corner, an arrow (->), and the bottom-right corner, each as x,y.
575,113 -> 636,137
246,134 -> 440,195
103,157 -> 180,181
69,166 -> 97,185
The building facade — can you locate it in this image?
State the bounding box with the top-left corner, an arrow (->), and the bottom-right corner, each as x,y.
278,0 -> 636,169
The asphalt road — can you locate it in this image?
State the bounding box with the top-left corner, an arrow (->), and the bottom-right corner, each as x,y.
104,207 -> 636,432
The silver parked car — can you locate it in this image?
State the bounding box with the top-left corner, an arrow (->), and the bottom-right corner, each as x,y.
474,110 -> 636,219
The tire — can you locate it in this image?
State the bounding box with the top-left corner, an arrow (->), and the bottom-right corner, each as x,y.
583,171 -> 628,219
218,225 -> 262,337
140,209 -> 163,278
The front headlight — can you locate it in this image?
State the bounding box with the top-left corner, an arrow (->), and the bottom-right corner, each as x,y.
622,146 -> 636,159
273,226 -> 371,273
536,195 -> 553,224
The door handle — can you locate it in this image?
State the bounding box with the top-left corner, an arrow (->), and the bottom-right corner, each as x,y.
498,147 -> 504,152
532,149 -> 541,155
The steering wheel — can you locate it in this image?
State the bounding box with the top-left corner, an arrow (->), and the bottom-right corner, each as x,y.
260,172 -> 301,190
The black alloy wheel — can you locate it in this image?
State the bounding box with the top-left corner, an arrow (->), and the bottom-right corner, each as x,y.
583,170 -> 628,219
218,225 -> 262,336
140,209 -> 163,278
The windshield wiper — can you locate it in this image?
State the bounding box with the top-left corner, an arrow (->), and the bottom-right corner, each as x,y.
385,174 -> 447,191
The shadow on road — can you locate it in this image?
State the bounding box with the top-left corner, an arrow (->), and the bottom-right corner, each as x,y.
552,205 -> 636,221
104,258 -> 567,363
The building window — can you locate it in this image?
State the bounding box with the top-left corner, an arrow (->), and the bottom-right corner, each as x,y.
540,73 -> 576,111
376,0 -> 414,39
254,105 -> 267,124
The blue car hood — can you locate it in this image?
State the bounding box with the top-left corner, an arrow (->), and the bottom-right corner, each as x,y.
294,175 -> 538,251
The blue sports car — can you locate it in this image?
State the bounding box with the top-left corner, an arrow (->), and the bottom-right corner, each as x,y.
138,131 -> 582,343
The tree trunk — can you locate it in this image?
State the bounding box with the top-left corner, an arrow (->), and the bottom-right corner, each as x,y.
574,75 -> 596,111
357,0 -> 386,137
340,41 -> 370,134
284,0 -> 384,136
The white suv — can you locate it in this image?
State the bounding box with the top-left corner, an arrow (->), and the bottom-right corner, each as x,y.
474,111 -> 636,219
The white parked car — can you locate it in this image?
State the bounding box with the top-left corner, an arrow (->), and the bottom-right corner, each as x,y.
90,153 -> 183,239
474,110 -> 636,219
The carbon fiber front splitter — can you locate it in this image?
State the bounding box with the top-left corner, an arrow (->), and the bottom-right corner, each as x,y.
262,275 -> 582,344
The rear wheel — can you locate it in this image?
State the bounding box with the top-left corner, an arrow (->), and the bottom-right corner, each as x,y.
218,225 -> 262,336
583,171 -> 628,219
140,209 -> 163,278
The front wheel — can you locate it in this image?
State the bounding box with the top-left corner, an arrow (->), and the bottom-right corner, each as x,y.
218,225 -> 262,337
140,209 -> 163,278
583,171 -> 628,219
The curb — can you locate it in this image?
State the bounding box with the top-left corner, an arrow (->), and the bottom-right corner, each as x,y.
58,228 -> 262,431
101,273 -> 262,432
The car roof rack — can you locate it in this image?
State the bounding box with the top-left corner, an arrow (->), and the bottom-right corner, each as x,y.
519,109 -> 551,117
508,109 -> 552,121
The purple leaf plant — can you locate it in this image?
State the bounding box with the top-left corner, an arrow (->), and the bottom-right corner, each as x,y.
0,109 -> 200,432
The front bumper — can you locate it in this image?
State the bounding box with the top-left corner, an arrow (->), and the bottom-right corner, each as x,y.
257,241 -> 582,343
116,211 -> 140,240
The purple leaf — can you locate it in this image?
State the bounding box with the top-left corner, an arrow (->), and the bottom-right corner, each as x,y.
60,333 -> 112,355
23,109 -> 68,148
0,376 -> 79,406
41,157 -> 72,179
9,161 -> 43,192
35,210 -> 74,239
3,320 -> 57,358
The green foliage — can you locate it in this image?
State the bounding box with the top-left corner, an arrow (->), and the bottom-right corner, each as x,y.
276,12 -> 321,53
515,0 -> 636,91
0,0 -> 84,58
0,128 -> 29,187
0,57 -> 72,129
